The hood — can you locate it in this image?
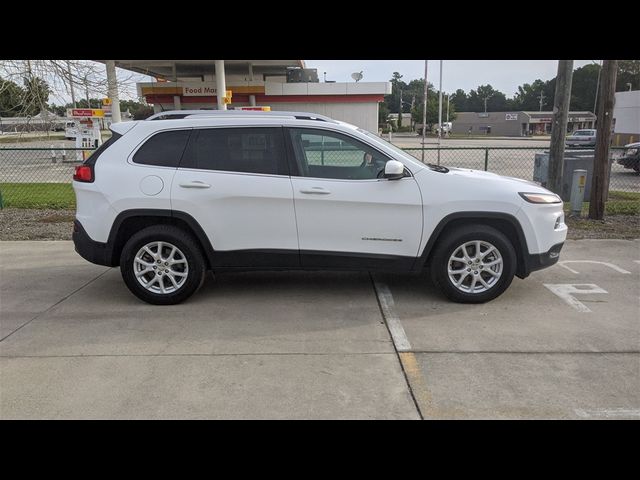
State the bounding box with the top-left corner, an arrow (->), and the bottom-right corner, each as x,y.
447,167 -> 539,186
624,142 -> 640,148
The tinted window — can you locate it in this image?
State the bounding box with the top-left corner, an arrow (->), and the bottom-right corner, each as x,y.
182,127 -> 286,175
288,128 -> 389,180
133,130 -> 191,167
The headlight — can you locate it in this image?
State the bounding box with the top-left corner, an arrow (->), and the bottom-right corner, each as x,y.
519,192 -> 562,204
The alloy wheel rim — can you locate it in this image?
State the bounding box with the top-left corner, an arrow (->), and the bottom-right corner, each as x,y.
447,240 -> 503,294
134,241 -> 189,294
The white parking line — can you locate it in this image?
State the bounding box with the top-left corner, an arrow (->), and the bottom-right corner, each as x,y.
372,281 -> 412,352
574,408 -> 640,419
558,260 -> 631,275
372,279 -> 436,419
543,284 -> 608,313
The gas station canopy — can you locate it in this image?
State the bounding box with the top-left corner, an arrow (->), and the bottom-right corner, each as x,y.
106,60 -> 305,80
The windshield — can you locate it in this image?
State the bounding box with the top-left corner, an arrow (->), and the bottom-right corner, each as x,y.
574,130 -> 595,136
356,128 -> 426,167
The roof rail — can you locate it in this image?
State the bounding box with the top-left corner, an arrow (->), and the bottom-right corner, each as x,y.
146,109 -> 335,123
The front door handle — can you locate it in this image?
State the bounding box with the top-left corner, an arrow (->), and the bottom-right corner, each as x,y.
300,187 -> 331,195
179,181 -> 211,189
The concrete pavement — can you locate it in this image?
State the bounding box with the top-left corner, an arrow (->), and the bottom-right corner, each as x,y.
1,239 -> 638,419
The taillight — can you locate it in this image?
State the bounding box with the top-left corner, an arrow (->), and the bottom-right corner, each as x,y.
73,165 -> 93,182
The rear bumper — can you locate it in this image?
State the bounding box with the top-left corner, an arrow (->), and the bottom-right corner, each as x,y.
519,242 -> 564,278
72,219 -> 116,267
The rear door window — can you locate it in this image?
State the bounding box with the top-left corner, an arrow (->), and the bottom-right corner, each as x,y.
180,127 -> 288,176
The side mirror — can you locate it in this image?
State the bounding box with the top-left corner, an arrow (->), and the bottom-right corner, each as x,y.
384,160 -> 405,180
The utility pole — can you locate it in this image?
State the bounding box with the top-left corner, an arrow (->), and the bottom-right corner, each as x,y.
548,60 -> 574,196
398,89 -> 403,129
483,95 -> 492,113
593,60 -> 602,115
538,90 -> 545,111
446,94 -> 450,123
421,60 -> 428,163
589,60 -> 618,220
410,95 -> 415,130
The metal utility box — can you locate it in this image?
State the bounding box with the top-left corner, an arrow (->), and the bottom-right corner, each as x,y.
561,154 -> 595,201
533,150 -> 606,201
533,153 -> 549,184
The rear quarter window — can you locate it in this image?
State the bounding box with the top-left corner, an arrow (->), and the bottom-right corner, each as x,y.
133,129 -> 191,167
84,132 -> 122,166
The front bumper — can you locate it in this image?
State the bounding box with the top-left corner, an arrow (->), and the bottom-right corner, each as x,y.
72,219 -> 116,267
521,242 -> 564,276
617,157 -> 639,169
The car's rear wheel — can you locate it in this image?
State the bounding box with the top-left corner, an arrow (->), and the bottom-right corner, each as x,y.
430,224 -> 517,303
120,225 -> 206,305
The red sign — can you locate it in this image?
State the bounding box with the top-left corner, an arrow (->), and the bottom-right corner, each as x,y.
71,109 -> 94,117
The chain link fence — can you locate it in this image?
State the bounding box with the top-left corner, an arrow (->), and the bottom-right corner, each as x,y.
402,146 -> 637,191
0,145 -> 637,211
0,147 -> 94,209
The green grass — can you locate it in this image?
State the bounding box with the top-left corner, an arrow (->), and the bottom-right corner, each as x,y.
564,191 -> 640,216
0,183 -> 75,209
0,133 -> 67,144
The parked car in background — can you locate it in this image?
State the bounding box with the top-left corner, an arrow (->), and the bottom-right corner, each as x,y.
565,129 -> 597,148
616,142 -> 640,172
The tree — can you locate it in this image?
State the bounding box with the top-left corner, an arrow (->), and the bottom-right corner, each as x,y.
512,79 -> 551,111
411,87 -> 456,130
450,89 -> 467,112
616,60 -> 640,92
466,85 -> 509,112
0,77 -> 24,116
0,60 -> 142,117
22,76 -> 50,115
378,101 -> 390,124
569,63 -> 600,111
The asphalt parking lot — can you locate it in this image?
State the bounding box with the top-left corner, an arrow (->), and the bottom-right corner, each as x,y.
1,239 -> 639,419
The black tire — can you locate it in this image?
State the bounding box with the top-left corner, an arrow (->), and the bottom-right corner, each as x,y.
430,224 -> 517,303
120,225 -> 206,305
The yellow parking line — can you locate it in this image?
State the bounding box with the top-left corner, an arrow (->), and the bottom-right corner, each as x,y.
399,352 -> 436,419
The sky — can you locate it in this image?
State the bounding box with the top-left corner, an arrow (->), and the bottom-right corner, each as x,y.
305,60 -> 596,97
45,60 -> 598,105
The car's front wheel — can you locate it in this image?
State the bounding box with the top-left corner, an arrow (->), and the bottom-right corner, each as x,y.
430,224 -> 517,303
120,225 -> 206,305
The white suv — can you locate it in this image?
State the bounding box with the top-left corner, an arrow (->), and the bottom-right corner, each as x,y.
72,111 -> 567,305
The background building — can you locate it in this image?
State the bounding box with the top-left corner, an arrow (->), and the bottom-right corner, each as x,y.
451,111 -> 596,136
612,90 -> 640,145
111,60 -> 391,133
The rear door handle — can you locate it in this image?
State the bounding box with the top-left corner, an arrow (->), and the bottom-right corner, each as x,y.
300,187 -> 331,195
179,181 -> 211,189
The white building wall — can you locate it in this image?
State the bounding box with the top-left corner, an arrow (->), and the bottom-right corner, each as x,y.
613,91 -> 640,135
270,102 -> 379,133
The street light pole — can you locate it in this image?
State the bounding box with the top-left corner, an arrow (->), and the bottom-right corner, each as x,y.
446,94 -> 450,123
421,60 -> 428,163
438,60 -> 443,165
